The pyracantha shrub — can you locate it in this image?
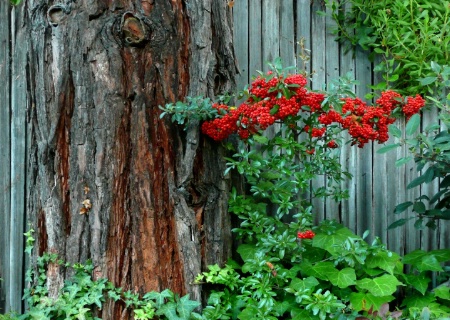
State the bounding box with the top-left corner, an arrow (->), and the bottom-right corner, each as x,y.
201,73 -> 425,149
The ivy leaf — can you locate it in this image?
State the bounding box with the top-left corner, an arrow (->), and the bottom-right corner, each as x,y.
157,302 -> 181,320
349,292 -> 394,312
403,250 -> 428,265
289,276 -> 319,291
366,251 -> 401,274
403,273 -> 430,295
327,268 -> 356,288
302,261 -> 337,281
429,249 -> 450,262
434,286 -> 450,301
401,294 -> 436,308
356,274 -> 403,296
312,227 -> 357,255
237,244 -> 258,262
417,255 -> 443,272
177,294 -> 200,319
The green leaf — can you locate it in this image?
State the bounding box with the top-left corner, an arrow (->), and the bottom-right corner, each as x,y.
395,156 -> 413,167
434,286 -> 450,301
406,114 -> 421,136
289,276 -> 319,291
388,218 -> 410,229
407,174 -> 428,189
394,201 -> 413,214
401,294 -> 436,309
417,255 -> 444,272
302,261 -> 337,281
356,274 -> 403,296
270,104 -> 280,115
428,249 -> 450,262
349,292 -> 394,312
403,250 -> 428,265
403,273 -> 430,295
366,251 -> 401,274
388,125 -> 402,138
312,227 -> 358,255
177,294 -> 200,319
413,201 -> 426,214
237,244 -> 258,262
419,77 -> 438,86
253,135 -> 269,144
327,268 -> 356,288
377,143 -> 401,154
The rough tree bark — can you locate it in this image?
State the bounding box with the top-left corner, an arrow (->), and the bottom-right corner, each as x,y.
24,0 -> 236,318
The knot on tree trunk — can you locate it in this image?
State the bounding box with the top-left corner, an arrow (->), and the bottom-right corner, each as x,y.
47,4 -> 70,27
121,12 -> 147,46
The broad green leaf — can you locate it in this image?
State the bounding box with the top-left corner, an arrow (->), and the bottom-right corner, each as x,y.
434,286 -> 450,301
349,292 -> 394,312
403,250 -> 428,265
413,201 -> 426,214
401,294 -> 436,308
366,251 -> 401,274
417,255 -> 443,272
312,227 -> 358,255
291,309 -> 317,319
429,249 -> 450,262
377,143 -> 401,154
406,114 -> 421,136
327,268 -> 356,288
237,244 -> 258,262
157,302 -> 181,320
356,274 -> 403,296
273,300 -> 292,317
302,261 -> 337,281
177,294 -> 200,319
289,276 -> 319,291
403,273 -> 430,295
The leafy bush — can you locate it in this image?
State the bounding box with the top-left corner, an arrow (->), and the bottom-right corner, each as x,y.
324,0 -> 450,96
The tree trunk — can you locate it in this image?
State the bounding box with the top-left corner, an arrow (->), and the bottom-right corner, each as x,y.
25,0 -> 236,317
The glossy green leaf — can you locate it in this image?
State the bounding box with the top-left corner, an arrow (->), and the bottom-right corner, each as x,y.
356,274 -> 403,296
377,143 -> 401,154
406,114 -> 421,136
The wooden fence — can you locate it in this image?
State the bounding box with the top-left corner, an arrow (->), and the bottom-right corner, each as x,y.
0,0 -> 448,315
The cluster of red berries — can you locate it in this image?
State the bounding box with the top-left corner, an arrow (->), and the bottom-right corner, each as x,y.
403,95 -> 426,119
202,73 -> 323,140
297,230 -> 315,239
201,74 -> 425,145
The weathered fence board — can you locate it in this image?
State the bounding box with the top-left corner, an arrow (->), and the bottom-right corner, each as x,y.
0,0 -> 11,313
